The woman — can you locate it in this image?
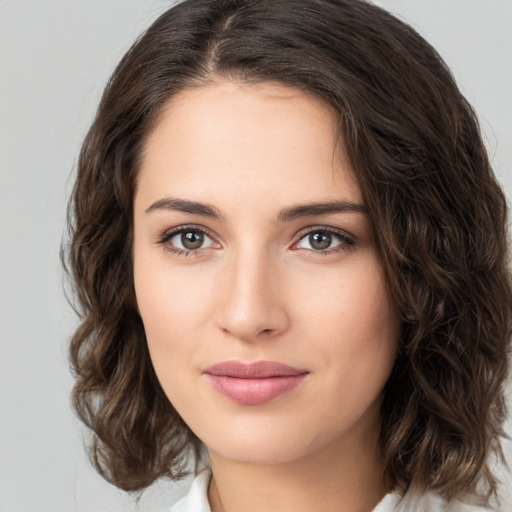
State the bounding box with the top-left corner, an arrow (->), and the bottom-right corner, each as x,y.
65,0 -> 511,510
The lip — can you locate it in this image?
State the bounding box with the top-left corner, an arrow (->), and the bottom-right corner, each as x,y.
203,361 -> 309,405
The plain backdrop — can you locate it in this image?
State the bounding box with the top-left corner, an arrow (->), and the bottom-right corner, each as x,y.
0,1 -> 511,511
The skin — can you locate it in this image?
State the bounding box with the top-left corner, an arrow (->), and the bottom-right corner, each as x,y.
133,79 -> 399,512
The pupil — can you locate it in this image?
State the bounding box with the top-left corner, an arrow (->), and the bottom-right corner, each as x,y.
310,232 -> 331,250
181,231 -> 204,249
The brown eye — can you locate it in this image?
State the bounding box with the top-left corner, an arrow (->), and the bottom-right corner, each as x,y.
181,230 -> 204,249
293,228 -> 355,253
159,226 -> 218,254
308,232 -> 331,250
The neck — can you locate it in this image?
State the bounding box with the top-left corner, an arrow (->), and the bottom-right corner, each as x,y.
207,421 -> 390,512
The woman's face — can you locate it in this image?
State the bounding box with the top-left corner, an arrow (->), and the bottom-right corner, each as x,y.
133,80 -> 398,465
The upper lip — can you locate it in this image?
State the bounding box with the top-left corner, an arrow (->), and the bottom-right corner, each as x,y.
203,360 -> 308,379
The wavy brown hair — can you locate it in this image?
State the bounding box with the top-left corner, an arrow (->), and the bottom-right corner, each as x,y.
64,0 -> 511,503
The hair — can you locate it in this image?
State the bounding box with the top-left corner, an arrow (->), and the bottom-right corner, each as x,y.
64,0 -> 511,504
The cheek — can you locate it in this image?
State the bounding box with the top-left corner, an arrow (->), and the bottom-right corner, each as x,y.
298,255 -> 397,342
297,257 -> 398,389
134,245 -> 212,335
134,283 -> 196,414
133,249 -> 184,366
133,251 -> 220,394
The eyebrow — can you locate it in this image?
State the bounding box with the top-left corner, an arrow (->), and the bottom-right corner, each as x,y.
145,197 -> 367,220
145,198 -> 224,218
278,200 -> 368,221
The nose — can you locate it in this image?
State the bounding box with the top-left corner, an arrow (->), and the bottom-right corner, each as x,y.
214,248 -> 290,342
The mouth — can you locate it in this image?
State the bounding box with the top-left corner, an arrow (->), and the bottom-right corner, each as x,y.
203,360 -> 309,405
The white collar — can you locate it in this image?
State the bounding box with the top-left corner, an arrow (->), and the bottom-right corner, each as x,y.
167,469 -> 492,512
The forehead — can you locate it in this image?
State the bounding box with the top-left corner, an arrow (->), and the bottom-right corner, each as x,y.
136,80 -> 362,211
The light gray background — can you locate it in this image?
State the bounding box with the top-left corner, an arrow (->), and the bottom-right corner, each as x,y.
1,1 -> 511,511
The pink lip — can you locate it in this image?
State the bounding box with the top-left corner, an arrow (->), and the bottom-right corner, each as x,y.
203,361 -> 309,405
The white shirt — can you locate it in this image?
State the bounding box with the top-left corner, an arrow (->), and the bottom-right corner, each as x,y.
167,469 -> 493,512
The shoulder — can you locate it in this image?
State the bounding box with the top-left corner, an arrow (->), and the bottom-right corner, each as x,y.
166,469 -> 212,512
374,490 -> 497,512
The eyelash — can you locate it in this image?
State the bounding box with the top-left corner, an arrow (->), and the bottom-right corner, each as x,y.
291,226 -> 356,255
157,224 -> 218,257
156,225 -> 356,257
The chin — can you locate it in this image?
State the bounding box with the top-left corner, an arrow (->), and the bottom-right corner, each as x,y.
203,419 -> 340,466
211,440 -> 309,465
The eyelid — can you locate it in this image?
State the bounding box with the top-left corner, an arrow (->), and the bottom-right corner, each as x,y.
155,223 -> 356,256
294,224 -> 355,240
157,224 -> 221,249
290,225 -> 356,252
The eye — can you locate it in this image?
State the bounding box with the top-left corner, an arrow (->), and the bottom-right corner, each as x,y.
158,225 -> 219,255
292,228 -> 355,253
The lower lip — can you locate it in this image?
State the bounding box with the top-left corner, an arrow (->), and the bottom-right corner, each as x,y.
205,374 -> 307,405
